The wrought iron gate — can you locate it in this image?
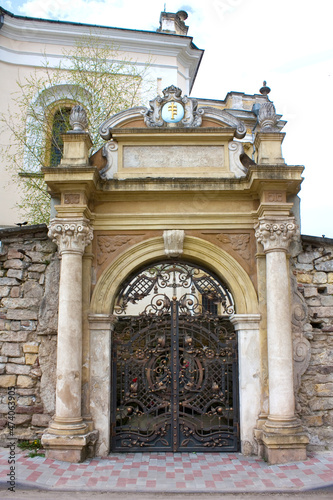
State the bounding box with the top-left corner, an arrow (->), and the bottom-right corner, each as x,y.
111,262 -> 239,452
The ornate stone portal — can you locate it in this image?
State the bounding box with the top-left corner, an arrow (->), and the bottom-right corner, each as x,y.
42,85 -> 308,464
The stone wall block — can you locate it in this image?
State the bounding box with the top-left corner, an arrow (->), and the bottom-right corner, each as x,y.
328,273 -> 333,283
6,364 -> 30,375
1,298 -> 40,310
0,356 -> 8,363
10,321 -> 21,331
25,354 -> 38,365
14,415 -> 32,425
316,261 -> 333,272
10,287 -> 20,298
0,287 -> 10,298
0,332 -> 29,342
6,310 -> 38,320
309,398 -> 333,412
27,264 -> 46,273
298,251 -> 321,264
320,295 -> 333,307
17,375 -> 35,388
7,249 -> 24,260
295,263 -> 313,271
1,343 -> 21,357
7,269 -> 23,279
3,259 -> 25,270
313,272 -> 328,284
31,414 -> 51,427
17,397 -> 33,406
304,415 -> 324,427
9,357 -> 26,364
315,383 -> 333,396
15,405 -> 43,415
0,278 -> 19,286
21,321 -> 37,331
296,272 -> 312,284
23,342 -> 39,353
0,375 -> 16,387
309,307 -> 333,318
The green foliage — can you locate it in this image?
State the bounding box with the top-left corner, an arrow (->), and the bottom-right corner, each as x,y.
0,34 -> 152,224
17,439 -> 45,458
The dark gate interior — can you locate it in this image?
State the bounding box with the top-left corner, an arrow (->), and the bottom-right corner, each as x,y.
111,261 -> 239,452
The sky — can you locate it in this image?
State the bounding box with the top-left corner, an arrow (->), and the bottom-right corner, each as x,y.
3,0 -> 333,237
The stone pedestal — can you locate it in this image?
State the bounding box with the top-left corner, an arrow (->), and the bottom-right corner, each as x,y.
255,217 -> 309,464
255,133 -> 285,165
42,219 -> 96,462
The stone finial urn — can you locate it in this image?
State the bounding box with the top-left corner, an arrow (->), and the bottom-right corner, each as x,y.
258,102 -> 279,132
69,105 -> 88,132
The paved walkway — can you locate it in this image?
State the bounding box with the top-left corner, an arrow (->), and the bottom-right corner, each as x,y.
0,447 -> 332,493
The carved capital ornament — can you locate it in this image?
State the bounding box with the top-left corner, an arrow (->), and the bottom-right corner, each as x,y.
48,219 -> 93,255
254,217 -> 297,253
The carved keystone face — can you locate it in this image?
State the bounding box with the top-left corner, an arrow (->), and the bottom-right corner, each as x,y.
161,101 -> 184,123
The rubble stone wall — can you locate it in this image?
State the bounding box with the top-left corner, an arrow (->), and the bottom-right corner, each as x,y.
294,235 -> 333,451
0,225 -> 59,443
0,226 -> 332,453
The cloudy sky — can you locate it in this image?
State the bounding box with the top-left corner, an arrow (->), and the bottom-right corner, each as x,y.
3,0 -> 333,237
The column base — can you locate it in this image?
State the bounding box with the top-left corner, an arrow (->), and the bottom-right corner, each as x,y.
47,416 -> 88,435
255,417 -> 309,465
42,430 -> 98,463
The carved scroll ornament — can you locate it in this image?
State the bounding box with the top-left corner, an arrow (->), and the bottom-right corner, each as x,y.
48,219 -> 93,255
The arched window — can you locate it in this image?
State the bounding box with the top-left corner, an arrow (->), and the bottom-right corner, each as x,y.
49,107 -> 71,167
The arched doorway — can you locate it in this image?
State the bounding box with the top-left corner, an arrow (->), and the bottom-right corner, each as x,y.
111,260 -> 239,452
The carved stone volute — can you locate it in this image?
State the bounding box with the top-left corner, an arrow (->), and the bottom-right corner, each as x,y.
255,217 -> 297,253
48,219 -> 93,255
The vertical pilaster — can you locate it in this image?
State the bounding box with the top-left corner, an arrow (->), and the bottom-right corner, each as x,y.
255,217 -> 308,464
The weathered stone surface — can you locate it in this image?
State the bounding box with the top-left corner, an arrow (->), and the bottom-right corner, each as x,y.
25,354 -> 38,365
39,336 -> 57,413
0,331 -> 29,342
0,286 -> 10,298
298,251 -> 321,264
10,287 -> 20,298
1,342 -> 21,357
10,321 -> 21,331
0,278 -> 19,286
7,269 -> 23,279
21,320 -> 37,331
328,273 -> 333,283
303,415 -> 324,427
6,363 -> 31,375
321,295 -> 333,307
23,342 -> 39,353
0,375 -> 16,387
14,414 -> 32,425
27,272 -> 40,280
316,260 -> 333,272
313,272 -> 328,284
22,282 -> 43,298
7,249 -> 23,260
315,383 -> 333,396
31,414 -> 51,427
27,264 -> 46,273
3,259 -> 24,270
17,396 -> 33,406
309,398 -> 333,411
15,405 -> 43,414
296,273 -> 312,284
9,356 -> 26,364
17,375 -> 35,388
1,298 -> 40,309
37,257 -> 59,336
6,310 -> 38,320
0,356 -> 8,363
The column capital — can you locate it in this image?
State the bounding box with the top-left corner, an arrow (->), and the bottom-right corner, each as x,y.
48,218 -> 93,255
254,216 -> 297,253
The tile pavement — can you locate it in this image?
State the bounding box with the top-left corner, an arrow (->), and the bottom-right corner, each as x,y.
0,447 -> 332,493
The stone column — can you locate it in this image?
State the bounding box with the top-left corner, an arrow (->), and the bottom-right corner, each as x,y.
42,218 -> 97,462
255,217 -> 308,464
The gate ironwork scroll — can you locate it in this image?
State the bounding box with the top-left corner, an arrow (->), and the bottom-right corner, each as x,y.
111,261 -> 239,452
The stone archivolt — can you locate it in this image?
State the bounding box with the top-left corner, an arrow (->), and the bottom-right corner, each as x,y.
255,217 -> 297,253
48,220 -> 93,255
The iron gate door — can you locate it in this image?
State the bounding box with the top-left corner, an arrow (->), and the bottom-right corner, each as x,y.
111,262 -> 239,452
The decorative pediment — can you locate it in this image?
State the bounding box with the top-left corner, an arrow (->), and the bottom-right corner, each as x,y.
99,86 -> 247,140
